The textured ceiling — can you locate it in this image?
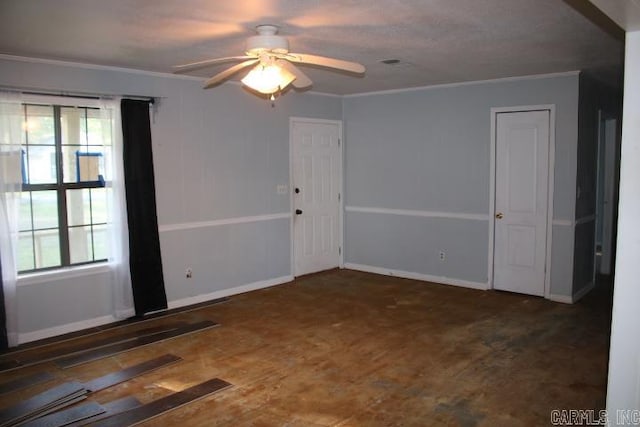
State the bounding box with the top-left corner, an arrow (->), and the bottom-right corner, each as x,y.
0,0 -> 624,95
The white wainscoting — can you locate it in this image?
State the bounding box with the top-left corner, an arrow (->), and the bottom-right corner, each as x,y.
158,212 -> 291,233
18,275 -> 294,345
18,213 -> 293,345
345,206 -> 490,221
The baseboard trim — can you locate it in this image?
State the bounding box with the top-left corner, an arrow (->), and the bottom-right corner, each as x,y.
572,281 -> 595,303
548,294 -> 573,304
548,281 -> 594,304
18,314 -> 119,345
167,275 -> 294,310
17,275 -> 293,345
344,263 -> 488,291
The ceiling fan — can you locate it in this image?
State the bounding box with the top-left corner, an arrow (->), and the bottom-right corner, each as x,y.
173,25 -> 366,98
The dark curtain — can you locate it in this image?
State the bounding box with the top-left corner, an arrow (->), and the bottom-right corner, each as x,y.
0,255 -> 8,350
121,99 -> 167,316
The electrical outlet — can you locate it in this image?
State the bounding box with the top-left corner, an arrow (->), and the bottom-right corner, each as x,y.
186,268 -> 192,278
439,251 -> 446,262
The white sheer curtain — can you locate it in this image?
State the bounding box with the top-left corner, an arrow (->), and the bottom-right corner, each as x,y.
101,98 -> 134,319
0,92 -> 23,347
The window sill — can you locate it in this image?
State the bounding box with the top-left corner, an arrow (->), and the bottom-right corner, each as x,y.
17,263 -> 111,286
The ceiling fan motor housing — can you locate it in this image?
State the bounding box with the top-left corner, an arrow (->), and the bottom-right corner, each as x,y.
246,24 -> 289,55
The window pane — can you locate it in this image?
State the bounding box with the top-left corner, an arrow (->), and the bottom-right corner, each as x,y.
17,232 -> 35,272
62,146 -> 106,183
25,105 -> 54,145
61,145 -> 80,183
91,188 -> 107,224
61,107 -> 85,146
66,188 -> 108,232
69,226 -> 92,264
62,107 -> 84,183
26,145 -> 56,184
19,192 -> 33,232
102,146 -> 113,181
67,189 -> 90,226
93,225 -> 108,260
87,113 -> 106,146
34,229 -> 61,269
32,191 -> 58,230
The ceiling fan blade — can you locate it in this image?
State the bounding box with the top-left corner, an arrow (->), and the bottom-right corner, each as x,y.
287,53 -> 365,74
174,56 -> 255,73
277,60 -> 312,89
204,59 -> 259,89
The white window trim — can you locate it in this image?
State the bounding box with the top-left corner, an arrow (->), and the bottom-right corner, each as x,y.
17,261 -> 111,286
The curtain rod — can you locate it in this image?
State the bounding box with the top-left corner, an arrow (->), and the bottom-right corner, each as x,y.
0,85 -> 158,104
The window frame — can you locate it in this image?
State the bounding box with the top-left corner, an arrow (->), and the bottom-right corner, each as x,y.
18,101 -> 110,275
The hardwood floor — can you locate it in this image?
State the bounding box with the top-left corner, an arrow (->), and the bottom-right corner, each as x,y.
0,269 -> 612,426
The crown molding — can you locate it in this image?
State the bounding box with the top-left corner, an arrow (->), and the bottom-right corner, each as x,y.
0,54 -> 341,97
342,70 -> 581,98
0,54 -> 581,99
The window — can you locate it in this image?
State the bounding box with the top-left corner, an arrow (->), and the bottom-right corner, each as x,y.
18,103 -> 113,273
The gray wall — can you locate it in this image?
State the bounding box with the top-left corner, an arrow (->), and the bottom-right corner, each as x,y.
343,75 -> 580,295
0,57 -> 342,340
0,56 -> 587,341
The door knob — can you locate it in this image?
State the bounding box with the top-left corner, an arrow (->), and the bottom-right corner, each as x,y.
495,212 -> 504,219
294,188 -> 300,194
295,209 -> 303,215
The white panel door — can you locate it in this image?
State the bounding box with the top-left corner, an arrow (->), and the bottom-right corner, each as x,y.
494,110 -> 550,296
291,119 -> 341,276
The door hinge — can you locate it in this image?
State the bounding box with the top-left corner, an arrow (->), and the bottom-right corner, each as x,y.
338,193 -> 341,201
339,246 -> 342,255
338,138 -> 341,147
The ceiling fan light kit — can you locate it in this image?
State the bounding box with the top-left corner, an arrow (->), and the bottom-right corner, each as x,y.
174,24 -> 366,101
241,61 -> 296,95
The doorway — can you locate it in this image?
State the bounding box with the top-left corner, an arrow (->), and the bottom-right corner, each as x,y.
290,118 -> 343,277
490,106 -> 555,297
595,113 -> 618,276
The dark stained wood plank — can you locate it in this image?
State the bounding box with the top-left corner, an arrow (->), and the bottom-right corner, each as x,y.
55,321 -> 218,369
0,382 -> 86,427
1,355 -> 178,425
21,402 -> 104,427
82,354 -> 182,393
0,325 -> 185,375
0,361 -> 21,372
15,396 -> 88,427
90,378 -> 232,427
67,397 -> 141,427
0,372 -> 55,395
15,324 -> 184,366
